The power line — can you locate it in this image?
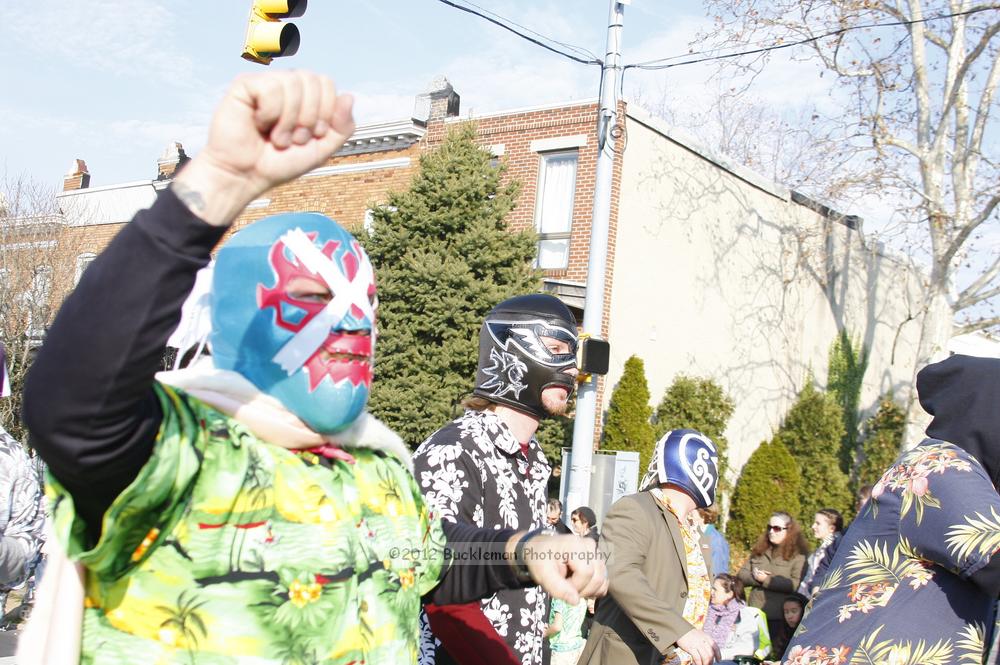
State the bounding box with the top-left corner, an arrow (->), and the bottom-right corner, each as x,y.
626,5 -> 1000,71
448,0 -> 603,62
431,0 -> 603,66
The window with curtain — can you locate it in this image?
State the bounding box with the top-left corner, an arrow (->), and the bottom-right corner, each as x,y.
26,265 -> 52,339
534,151 -> 578,269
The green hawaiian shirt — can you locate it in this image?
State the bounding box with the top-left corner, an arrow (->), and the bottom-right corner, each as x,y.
48,384 -> 445,664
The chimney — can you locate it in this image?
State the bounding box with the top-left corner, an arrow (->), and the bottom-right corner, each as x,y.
63,159 -> 90,191
157,142 -> 190,180
412,76 -> 460,123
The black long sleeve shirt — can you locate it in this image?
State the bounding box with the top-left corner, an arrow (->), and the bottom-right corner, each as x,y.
22,187 -> 524,604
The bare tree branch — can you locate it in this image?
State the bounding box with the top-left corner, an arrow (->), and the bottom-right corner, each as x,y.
957,316 -> 1000,335
0,172 -> 92,441
957,250 -> 1000,308
970,44 -> 1000,156
941,191 -> 1000,268
934,18 -> 1000,152
695,0 -> 1000,438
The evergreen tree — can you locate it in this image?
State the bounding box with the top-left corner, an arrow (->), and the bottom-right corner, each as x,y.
776,382 -> 853,529
856,396 -> 906,490
728,439 -> 801,550
827,330 -> 869,473
362,123 -> 540,446
654,374 -> 735,484
535,403 -> 574,466
602,355 -> 655,472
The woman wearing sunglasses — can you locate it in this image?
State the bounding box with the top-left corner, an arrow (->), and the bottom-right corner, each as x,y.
737,512 -> 809,639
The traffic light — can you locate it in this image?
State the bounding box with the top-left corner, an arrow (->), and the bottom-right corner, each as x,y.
242,0 -> 307,65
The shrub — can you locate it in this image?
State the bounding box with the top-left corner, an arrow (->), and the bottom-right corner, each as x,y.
602,355 -> 655,472
654,374 -> 735,485
827,330 -> 869,473
728,439 -> 801,550
776,382 -> 853,530
856,395 -> 906,490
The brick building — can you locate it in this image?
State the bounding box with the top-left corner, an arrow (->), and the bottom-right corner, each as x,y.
20,76 -> 929,471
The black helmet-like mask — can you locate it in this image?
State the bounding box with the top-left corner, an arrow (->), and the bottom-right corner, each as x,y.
473,294 -> 578,418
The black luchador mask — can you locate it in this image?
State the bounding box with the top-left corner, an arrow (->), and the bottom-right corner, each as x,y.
473,294 -> 578,419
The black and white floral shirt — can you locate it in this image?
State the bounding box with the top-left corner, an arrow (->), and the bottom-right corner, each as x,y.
414,409 -> 551,665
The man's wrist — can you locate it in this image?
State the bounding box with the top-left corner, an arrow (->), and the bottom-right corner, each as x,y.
171,157 -> 262,228
508,528 -> 547,583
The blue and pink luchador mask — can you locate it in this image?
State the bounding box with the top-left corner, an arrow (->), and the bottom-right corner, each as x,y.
210,213 -> 376,433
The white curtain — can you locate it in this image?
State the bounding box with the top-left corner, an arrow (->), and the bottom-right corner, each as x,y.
537,153 -> 577,235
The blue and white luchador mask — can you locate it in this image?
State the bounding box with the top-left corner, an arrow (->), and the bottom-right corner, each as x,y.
640,428 -> 719,508
210,213 -> 376,434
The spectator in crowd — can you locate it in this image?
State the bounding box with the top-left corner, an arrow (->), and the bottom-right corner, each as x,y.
766,593 -> 806,661
569,505 -> 601,641
798,508 -> 843,596
579,429 -> 722,665
547,498 -> 573,535
546,597 -> 587,665
571,507 -> 599,545
688,509 -> 716,580
737,512 -> 808,639
782,355 -> 1000,664
696,505 -> 730,577
704,574 -> 771,664
802,488 -> 871,597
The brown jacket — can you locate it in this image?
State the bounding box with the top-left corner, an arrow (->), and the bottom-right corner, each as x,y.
736,547 -> 806,621
578,491 -> 693,665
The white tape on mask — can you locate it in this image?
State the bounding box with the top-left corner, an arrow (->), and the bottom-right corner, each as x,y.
272,228 -> 375,376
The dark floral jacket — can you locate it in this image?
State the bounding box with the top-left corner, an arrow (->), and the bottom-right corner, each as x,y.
783,440 -> 999,665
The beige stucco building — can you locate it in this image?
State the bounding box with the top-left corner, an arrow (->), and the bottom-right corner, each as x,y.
609,106 -> 925,473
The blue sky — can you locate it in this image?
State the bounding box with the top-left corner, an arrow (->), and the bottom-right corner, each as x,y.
2,0 -> 829,190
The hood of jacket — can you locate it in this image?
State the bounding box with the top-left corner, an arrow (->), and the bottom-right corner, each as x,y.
917,354 -> 1000,489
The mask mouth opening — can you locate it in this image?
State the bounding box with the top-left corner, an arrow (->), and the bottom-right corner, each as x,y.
319,330 -> 373,358
303,333 -> 374,391
540,376 -> 576,394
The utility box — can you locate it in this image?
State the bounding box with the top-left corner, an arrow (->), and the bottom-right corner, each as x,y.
558,449 -> 641,528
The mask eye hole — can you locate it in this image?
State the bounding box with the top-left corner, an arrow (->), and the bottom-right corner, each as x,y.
540,336 -> 572,356
286,276 -> 331,305
536,327 -> 577,358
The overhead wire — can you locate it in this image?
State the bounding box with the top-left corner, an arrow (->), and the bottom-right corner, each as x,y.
430,0 -> 997,159
446,0 -> 603,63
431,0 -> 998,75
431,0 -> 603,66
626,5 -> 1000,71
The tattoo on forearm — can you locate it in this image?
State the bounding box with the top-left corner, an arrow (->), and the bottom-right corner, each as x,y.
173,182 -> 206,214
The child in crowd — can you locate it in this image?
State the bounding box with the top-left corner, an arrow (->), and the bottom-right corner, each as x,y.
546,597 -> 587,665
705,573 -> 771,664
769,593 -> 807,660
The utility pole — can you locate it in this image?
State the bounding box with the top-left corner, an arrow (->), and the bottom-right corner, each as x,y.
565,0 -> 627,515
